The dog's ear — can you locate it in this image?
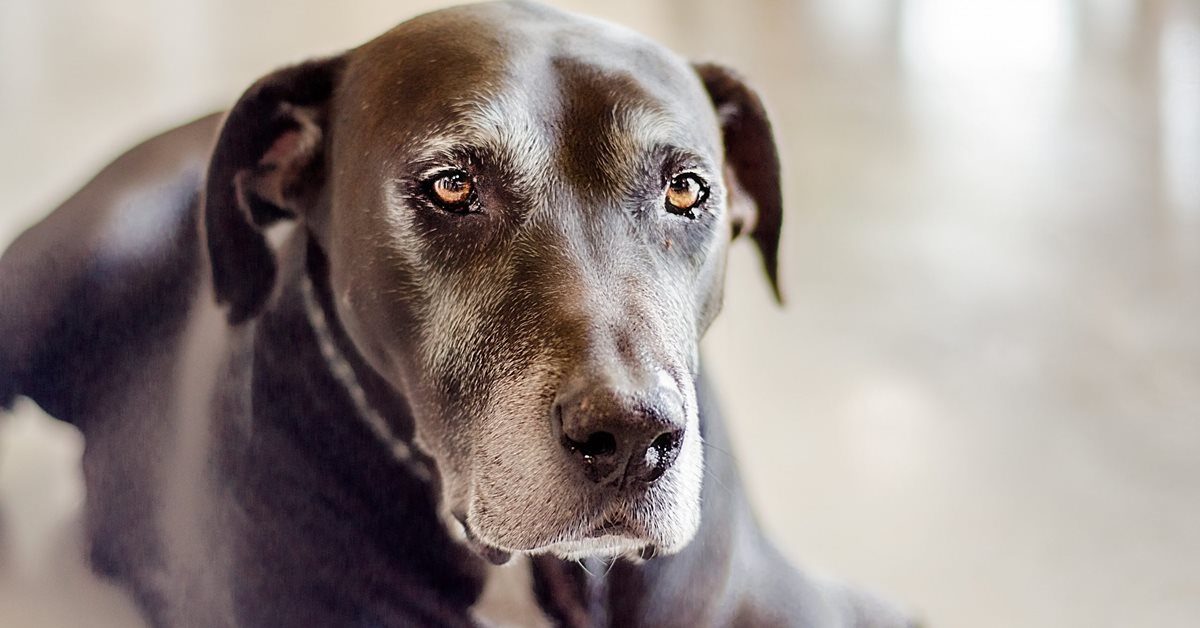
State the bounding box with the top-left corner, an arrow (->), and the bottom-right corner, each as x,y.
693,62 -> 784,303
203,56 -> 345,324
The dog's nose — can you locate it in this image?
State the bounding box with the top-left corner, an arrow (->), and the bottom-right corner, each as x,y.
553,376 -> 686,486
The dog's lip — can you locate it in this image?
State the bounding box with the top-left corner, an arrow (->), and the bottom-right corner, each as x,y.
466,530 -> 513,566
459,510 -> 649,559
588,517 -> 632,538
456,512 -> 514,565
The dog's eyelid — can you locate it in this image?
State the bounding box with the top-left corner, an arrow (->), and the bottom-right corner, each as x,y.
650,144 -> 715,175
407,138 -> 502,172
418,165 -> 471,181
669,168 -> 710,183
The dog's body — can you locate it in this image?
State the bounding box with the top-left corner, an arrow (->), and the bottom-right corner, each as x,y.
1,3 -> 911,626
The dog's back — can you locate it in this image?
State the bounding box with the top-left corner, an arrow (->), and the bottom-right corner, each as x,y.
0,115 -> 228,619
0,114 -> 219,422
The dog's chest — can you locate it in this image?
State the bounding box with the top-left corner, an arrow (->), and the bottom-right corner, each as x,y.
471,555 -> 554,628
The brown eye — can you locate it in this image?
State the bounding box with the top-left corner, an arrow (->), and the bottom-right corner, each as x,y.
428,170 -> 475,211
665,173 -> 708,216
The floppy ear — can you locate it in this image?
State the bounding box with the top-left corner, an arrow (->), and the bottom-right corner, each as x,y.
692,62 -> 784,303
203,55 -> 345,324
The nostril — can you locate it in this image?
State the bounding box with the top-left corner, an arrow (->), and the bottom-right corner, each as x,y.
649,431 -> 678,455
639,430 -> 683,483
561,430 -> 621,484
561,431 -> 617,458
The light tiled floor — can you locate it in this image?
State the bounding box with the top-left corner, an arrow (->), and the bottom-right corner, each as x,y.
1,1 -> 1197,626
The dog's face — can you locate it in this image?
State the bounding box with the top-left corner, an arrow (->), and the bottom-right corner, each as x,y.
204,1 -> 781,561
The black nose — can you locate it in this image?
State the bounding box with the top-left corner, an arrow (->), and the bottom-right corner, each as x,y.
553,377 -> 686,486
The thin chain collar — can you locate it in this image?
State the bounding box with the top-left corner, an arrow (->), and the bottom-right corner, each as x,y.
299,273 -> 432,482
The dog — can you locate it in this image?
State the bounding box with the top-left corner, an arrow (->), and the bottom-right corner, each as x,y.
0,2 -> 914,626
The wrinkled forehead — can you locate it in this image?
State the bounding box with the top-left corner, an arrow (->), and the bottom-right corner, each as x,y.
338,2 -> 721,183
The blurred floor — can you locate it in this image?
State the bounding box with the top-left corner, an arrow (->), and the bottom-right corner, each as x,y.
1,0 -> 1198,626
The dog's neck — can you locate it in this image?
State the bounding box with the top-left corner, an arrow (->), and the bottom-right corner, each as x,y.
296,259 -> 432,482
222,235 -> 489,625
249,238 -> 433,484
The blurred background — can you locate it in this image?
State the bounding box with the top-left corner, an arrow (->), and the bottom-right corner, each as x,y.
1,0 -> 1197,626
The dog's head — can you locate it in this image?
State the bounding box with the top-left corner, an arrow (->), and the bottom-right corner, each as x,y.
202,1 -> 781,561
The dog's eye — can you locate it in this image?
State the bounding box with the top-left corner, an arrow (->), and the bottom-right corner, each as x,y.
665,173 -> 708,217
426,170 -> 476,212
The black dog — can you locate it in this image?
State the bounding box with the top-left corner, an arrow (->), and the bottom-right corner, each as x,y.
0,2 -> 912,626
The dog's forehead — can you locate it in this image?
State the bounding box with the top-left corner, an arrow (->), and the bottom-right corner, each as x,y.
342,1 -> 720,168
